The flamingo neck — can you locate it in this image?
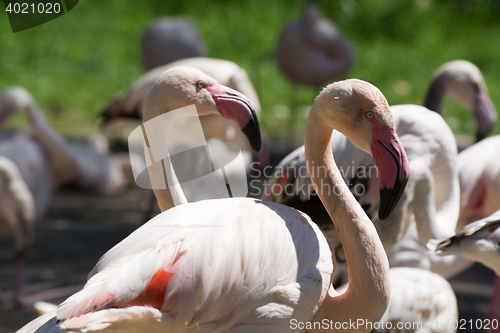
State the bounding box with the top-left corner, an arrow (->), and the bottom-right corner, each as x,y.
142,107 -> 189,212
304,106 -> 390,329
423,78 -> 445,113
24,103 -> 79,188
409,160 -> 457,244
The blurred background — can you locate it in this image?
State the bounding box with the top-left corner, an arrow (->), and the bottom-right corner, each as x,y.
1,0 -> 500,332
1,0 -> 500,141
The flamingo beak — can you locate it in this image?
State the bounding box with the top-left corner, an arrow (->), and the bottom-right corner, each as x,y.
371,119 -> 410,220
207,84 -> 262,152
474,90 -> 497,141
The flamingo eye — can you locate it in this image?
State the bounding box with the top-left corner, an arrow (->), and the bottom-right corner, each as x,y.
365,111 -> 374,119
196,81 -> 206,89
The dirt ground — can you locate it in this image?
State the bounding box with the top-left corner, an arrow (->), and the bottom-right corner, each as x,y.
0,187 -> 495,333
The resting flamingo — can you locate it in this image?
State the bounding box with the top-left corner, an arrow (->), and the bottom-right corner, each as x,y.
424,59 -> 497,142
141,17 -> 205,71
276,4 -> 353,88
17,71 -> 409,333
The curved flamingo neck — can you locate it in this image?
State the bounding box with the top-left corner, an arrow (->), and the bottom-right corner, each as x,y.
23,103 -> 79,188
304,106 -> 390,329
423,78 -> 445,113
142,105 -> 189,212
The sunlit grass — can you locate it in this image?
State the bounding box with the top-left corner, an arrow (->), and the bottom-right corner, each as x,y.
0,0 -> 499,139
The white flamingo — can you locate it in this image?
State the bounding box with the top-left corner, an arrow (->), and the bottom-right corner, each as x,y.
0,87 -> 135,195
388,134 -> 500,279
265,104 -> 456,284
0,134 -> 54,303
383,61 -> 499,277
0,154 -> 36,303
100,57 -> 263,180
0,87 -> 134,303
456,135 -> 500,229
17,71 -> 409,333
424,59 -> 497,142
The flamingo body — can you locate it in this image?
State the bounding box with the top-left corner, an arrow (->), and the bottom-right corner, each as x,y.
19,73 -> 406,333
457,135 -> 500,229
389,134 -> 500,278
30,198 -> 332,333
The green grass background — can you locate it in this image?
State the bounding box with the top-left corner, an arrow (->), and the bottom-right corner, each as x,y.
0,0 -> 499,140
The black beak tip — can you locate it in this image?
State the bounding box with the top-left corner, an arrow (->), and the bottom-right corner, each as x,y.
378,203 -> 390,221
241,112 -> 262,152
378,177 -> 408,220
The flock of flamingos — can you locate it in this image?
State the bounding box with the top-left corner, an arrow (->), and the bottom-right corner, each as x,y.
1,4 -> 500,333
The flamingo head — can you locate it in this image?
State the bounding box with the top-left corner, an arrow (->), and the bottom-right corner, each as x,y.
316,79 -> 410,220
143,66 -> 261,152
425,60 -> 497,142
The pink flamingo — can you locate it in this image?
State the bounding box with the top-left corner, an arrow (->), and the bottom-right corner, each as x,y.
18,70 -> 408,332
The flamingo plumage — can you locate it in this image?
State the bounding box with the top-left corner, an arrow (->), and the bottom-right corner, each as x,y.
100,57 -> 263,180
17,70 -> 409,333
434,210 -> 500,324
374,268 -> 458,333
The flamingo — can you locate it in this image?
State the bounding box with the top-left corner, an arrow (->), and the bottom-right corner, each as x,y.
376,60 -> 499,277
101,57 -> 260,138
17,71 -> 409,333
100,57 -> 263,177
141,17 -> 205,71
275,4 -> 353,88
0,87 -> 135,195
0,136 -> 82,305
0,88 -> 125,304
456,135 -> 500,230
424,59 -> 497,142
265,104 -> 457,284
0,134 -> 54,304
434,210 -> 500,325
0,155 -> 35,303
